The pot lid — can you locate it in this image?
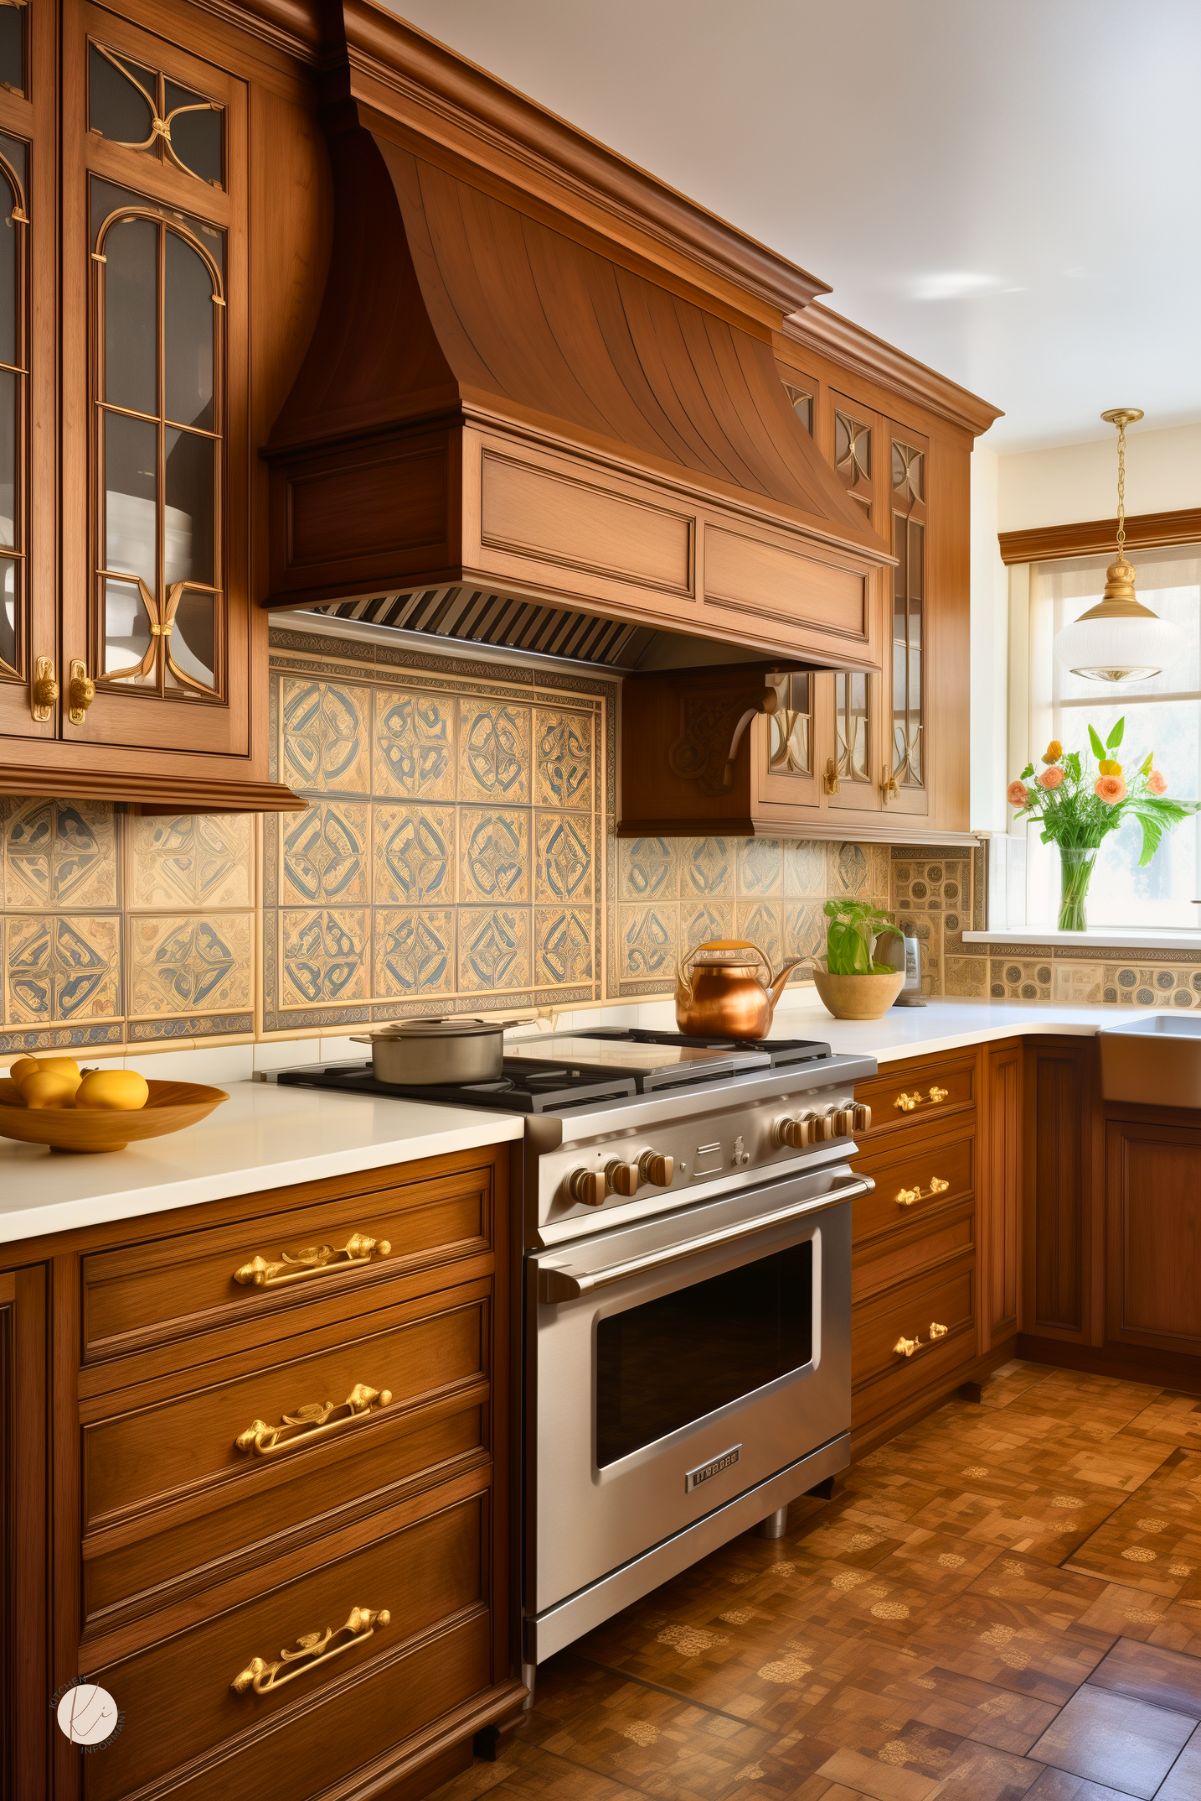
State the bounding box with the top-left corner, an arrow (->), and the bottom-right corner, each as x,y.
368,1017 -> 505,1039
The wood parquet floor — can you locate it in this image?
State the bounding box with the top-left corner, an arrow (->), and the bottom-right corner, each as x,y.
432,1363 -> 1201,1801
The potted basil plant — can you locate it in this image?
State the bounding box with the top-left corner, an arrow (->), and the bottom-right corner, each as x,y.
811,899 -> 905,1021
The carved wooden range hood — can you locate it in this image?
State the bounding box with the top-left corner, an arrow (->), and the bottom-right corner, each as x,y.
265,7 -> 891,675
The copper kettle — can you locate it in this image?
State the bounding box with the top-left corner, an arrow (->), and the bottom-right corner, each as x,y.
675,939 -> 804,1039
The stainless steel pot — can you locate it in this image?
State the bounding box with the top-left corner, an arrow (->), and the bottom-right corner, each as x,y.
351,1018 -> 511,1086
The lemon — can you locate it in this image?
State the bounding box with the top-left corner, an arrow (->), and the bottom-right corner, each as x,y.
9,1056 -> 39,1082
19,1070 -> 79,1110
75,1070 -> 149,1113
38,1057 -> 81,1078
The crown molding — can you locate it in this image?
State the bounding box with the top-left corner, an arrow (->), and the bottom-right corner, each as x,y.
999,506 -> 1201,566
782,303 -> 1003,438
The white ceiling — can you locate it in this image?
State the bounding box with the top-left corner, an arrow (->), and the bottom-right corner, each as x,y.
385,0 -> 1201,450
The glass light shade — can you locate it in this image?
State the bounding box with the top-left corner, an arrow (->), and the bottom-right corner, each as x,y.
1055,602 -> 1183,684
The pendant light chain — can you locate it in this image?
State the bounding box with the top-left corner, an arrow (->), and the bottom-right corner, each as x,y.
1115,417 -> 1127,559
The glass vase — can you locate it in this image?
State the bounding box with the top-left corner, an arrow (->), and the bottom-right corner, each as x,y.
1057,846 -> 1097,932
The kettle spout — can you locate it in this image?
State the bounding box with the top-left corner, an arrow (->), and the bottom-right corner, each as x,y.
765,958 -> 806,1012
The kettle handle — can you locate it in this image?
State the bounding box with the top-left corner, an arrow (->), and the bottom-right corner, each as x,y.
679,940 -> 774,982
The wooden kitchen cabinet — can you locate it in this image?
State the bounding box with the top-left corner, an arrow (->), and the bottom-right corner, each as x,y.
0,1260 -> 50,1801
1020,1038 -> 1104,1348
618,331 -> 984,843
1105,1115 -> 1201,1357
2,1142 -> 521,1801
982,1041 -> 1022,1346
0,0 -> 311,811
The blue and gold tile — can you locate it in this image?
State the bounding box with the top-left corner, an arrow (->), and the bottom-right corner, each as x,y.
783,900 -> 825,966
375,907 -> 455,999
735,900 -> 783,970
281,801 -> 369,906
374,804 -> 455,905
4,799 -> 118,910
460,808 -> 530,904
279,908 -> 369,1009
126,813 -> 254,910
737,837 -> 783,898
535,907 -> 594,987
534,707 -> 593,810
680,902 -> 734,952
374,688 -> 457,800
618,837 -> 677,901
783,840 -> 828,898
681,837 -> 733,898
457,701 -> 532,804
280,677 -> 370,795
618,903 -> 678,982
535,811 -> 593,904
6,914 -> 121,1025
127,912 -> 254,1017
458,907 -> 531,993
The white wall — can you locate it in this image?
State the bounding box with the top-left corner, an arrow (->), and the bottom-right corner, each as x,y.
997,421 -> 1201,532
970,421 -> 1201,831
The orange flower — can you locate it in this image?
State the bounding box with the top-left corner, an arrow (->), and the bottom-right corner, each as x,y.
1007,780 -> 1031,808
1037,765 -> 1065,790
1099,758 -> 1123,777
1148,769 -> 1168,795
1042,740 -> 1063,764
1095,774 -> 1127,804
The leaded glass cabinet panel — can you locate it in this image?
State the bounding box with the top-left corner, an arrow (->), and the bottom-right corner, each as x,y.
887,424 -> 931,815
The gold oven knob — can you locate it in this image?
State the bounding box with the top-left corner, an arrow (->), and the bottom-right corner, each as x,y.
773,1114 -> 813,1150
638,1150 -> 674,1187
853,1102 -> 872,1133
605,1158 -> 641,1198
568,1168 -> 608,1207
832,1105 -> 857,1137
812,1109 -> 838,1143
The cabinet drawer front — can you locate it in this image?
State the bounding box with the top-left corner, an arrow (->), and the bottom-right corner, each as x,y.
84,1283 -> 489,1528
854,1129 -> 974,1244
852,1255 -> 976,1417
853,1204 -> 975,1305
84,1488 -> 489,1801
857,1054 -> 976,1139
82,1155 -> 497,1362
85,1394 -> 488,1631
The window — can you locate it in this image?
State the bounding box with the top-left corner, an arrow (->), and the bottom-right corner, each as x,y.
1018,543 -> 1201,930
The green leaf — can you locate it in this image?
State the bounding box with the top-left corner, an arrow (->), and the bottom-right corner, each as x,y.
1136,811 -> 1165,867
1088,724 -> 1106,760
1065,750 -> 1082,782
1141,751 -> 1154,776
1020,763 -> 1035,780
1107,716 -> 1125,749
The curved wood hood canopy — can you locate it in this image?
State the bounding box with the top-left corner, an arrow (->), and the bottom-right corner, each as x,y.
264,6 -> 892,670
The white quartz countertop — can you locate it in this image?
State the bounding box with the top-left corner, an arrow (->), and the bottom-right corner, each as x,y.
0,1080 -> 524,1247
764,995 -> 1151,1063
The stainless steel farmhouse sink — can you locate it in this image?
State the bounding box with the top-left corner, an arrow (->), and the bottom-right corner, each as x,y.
1099,1013 -> 1201,1109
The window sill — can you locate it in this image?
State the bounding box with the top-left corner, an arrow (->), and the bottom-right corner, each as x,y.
964,928 -> 1201,952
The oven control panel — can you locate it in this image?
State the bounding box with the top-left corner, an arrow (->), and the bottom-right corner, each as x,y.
538,1081 -> 868,1240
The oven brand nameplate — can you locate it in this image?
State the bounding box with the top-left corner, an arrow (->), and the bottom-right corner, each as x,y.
685,1444 -> 742,1492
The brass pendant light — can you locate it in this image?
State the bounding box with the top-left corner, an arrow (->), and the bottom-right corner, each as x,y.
1054,407 -> 1179,683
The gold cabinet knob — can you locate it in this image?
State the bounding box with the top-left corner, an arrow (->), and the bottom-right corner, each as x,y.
928,1084 -> 949,1104
569,1167 -> 608,1207
605,1158 -> 641,1198
895,1176 -> 950,1209
894,1090 -> 921,1113
638,1150 -> 674,1187
892,1321 -> 949,1359
31,656 -> 58,722
880,763 -> 899,802
68,660 -> 96,725
823,756 -> 840,795
929,1320 -> 949,1340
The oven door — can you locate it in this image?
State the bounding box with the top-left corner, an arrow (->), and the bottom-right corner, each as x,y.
528,1163 -> 860,1617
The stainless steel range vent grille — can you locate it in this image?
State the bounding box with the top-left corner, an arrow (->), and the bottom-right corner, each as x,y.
313,587 -> 659,671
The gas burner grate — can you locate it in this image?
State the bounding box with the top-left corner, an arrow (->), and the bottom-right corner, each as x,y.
275,1059 -> 638,1114
578,1027 -> 833,1067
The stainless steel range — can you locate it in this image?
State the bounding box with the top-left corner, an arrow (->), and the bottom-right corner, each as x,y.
276,1026 -> 876,1686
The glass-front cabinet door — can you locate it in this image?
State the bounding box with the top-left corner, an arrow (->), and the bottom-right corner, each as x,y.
60,6 -> 249,755
884,421 -> 930,817
754,669 -> 822,817
0,0 -> 55,745
822,392 -> 886,817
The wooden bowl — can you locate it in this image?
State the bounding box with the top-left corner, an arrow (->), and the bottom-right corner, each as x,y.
811,969 -> 905,1021
0,1080 -> 229,1154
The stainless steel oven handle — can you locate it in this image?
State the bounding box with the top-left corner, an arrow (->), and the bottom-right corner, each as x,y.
539,1176 -> 872,1304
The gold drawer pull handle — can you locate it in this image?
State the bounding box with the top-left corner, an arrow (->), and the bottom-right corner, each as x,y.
895,1176 -> 950,1209
894,1084 -> 950,1112
893,1321 -> 950,1359
231,1605 -> 390,1696
234,1382 -> 391,1457
233,1231 -> 391,1290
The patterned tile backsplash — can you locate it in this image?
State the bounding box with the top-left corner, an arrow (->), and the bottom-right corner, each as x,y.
5,632 -> 1199,1054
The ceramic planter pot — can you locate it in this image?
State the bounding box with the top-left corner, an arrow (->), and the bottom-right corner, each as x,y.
812,969 -> 905,1021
